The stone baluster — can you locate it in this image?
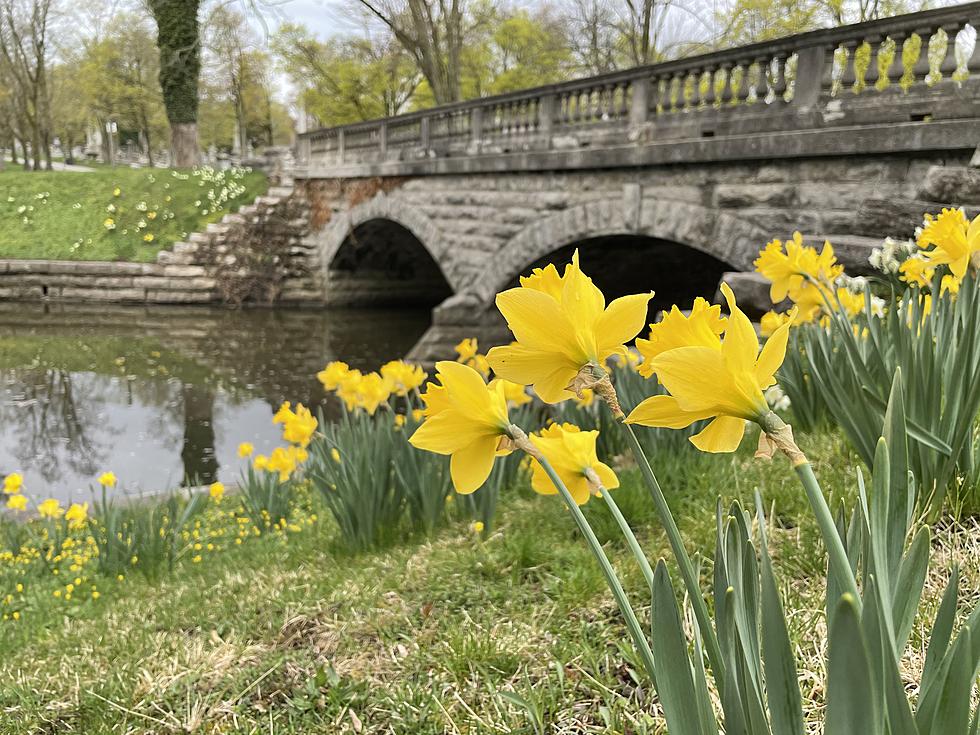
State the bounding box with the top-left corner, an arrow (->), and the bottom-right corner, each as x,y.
792,44 -> 826,109
419,116 -> 430,151
538,94 -> 554,139
378,122 -> 388,157
337,129 -> 345,164
630,77 -> 650,125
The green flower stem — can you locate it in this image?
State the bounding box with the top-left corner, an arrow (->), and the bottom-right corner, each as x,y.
599,487 -> 654,589
510,427 -> 657,683
794,460 -> 862,608
758,410 -> 861,608
620,421 -> 726,685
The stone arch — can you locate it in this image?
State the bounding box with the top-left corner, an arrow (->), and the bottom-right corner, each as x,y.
314,190 -> 458,293
482,197 -> 772,303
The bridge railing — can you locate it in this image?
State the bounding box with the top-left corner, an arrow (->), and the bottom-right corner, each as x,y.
297,3 -> 980,171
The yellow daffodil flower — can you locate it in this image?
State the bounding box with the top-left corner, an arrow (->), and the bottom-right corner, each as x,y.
336,369 -> 365,411
626,283 -> 794,453
834,287 -> 865,317
760,310 -> 792,337
357,372 -> 392,415
899,255 -> 934,288
209,482 -> 225,502
917,208 -> 980,279
487,250 -> 652,403
455,339 -> 490,377
491,378 -> 532,407
410,361 -> 511,494
65,503 -> 88,529
3,472 -> 22,495
755,234 -> 843,314
380,360 -> 427,397
98,472 -> 117,488
273,402 -> 318,447
454,338 -> 479,363
317,361 -> 350,391
38,499 -> 64,519
636,297 -> 726,377
529,423 -> 619,505
237,442 -> 254,458
6,494 -> 26,512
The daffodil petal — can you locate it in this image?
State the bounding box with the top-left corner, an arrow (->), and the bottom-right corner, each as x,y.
625,394 -> 714,428
690,415 -> 746,453
530,460 -> 558,496
409,410 -> 489,454
487,343 -> 563,385
595,293 -> 653,357
650,346 -> 739,414
753,313 -> 793,388
533,366 -> 579,404
450,435 -> 500,494
567,475 -> 592,505
495,288 -> 579,356
720,283 -> 758,374
594,462 -> 620,491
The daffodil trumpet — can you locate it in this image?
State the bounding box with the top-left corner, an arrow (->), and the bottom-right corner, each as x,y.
504,423 -> 657,683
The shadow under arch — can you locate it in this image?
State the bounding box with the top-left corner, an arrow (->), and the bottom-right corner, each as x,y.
503,234 -> 734,325
324,218 -> 454,308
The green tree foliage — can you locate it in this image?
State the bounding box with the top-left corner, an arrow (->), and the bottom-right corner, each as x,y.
273,22 -> 421,126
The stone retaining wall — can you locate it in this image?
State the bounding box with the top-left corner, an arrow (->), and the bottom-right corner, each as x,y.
0,260 -> 218,303
0,175 -> 322,307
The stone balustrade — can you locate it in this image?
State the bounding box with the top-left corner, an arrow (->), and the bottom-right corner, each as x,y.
296,3 -> 980,177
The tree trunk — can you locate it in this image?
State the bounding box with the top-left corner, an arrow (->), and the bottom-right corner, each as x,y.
170,122 -> 199,167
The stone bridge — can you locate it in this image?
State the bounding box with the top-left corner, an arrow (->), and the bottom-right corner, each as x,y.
235,5 -> 980,359
3,8 -> 979,362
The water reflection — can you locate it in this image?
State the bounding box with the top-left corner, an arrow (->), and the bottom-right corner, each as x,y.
0,302 -> 431,502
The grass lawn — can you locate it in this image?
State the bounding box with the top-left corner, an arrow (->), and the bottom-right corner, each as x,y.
0,166 -> 268,263
3,426 -> 957,734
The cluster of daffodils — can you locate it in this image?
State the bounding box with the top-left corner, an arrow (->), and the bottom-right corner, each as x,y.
245,402 -> 319,482
889,208 -> 980,295
191,166 -> 252,216
0,466 -> 317,623
753,232 -> 867,333
318,359 -> 429,418
755,209 -> 980,334
410,250 -> 796,508
5,191 -> 50,227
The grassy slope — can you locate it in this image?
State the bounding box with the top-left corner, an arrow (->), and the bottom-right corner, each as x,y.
0,429 -> 907,734
0,167 -> 267,263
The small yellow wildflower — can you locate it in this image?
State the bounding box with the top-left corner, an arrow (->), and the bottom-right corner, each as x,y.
209,482 -> 225,502
470,521 -> 485,534
113,187 -> 121,197
103,218 -> 116,230
143,233 -> 154,242
98,472 -> 117,488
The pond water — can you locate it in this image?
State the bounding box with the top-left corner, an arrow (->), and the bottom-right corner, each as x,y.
0,303 -> 431,503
